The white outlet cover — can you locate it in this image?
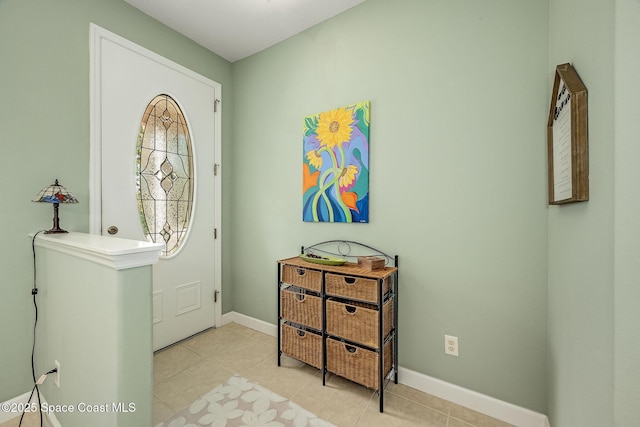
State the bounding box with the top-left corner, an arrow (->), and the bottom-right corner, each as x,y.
445,335 -> 459,356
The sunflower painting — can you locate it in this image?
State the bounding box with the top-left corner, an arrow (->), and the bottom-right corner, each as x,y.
303,101 -> 370,223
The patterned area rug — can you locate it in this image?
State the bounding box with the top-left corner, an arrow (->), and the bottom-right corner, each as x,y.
155,374 -> 336,427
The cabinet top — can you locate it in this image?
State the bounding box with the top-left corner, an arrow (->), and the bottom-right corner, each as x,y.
278,256 -> 397,279
32,231 -> 163,270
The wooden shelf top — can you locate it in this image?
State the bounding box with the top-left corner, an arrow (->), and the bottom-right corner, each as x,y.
278,256 -> 397,279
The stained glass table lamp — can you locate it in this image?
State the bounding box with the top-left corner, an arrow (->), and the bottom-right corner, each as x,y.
32,179 -> 79,234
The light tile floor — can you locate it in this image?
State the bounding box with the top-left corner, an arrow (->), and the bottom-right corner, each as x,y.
0,413 -> 42,427
0,322 -> 514,427
153,322 -> 513,427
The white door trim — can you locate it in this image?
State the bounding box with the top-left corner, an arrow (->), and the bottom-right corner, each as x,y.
88,23 -> 222,328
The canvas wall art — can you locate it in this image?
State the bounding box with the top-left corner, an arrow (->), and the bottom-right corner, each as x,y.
303,101 -> 370,223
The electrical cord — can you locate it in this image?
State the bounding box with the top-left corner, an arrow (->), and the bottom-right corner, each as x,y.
19,230 -> 46,427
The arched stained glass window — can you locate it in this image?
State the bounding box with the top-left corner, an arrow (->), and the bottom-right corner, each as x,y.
136,94 -> 194,257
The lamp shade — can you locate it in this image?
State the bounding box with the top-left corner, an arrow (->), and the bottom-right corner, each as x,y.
32,179 -> 78,204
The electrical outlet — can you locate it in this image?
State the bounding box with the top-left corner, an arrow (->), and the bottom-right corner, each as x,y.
54,360 -> 60,388
445,335 -> 459,356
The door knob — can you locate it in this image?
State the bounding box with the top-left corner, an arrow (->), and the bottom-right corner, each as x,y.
107,225 -> 119,235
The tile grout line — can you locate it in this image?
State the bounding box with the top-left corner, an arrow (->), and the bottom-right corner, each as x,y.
384,387 -> 454,420
352,389 -> 377,427
154,343 -> 205,384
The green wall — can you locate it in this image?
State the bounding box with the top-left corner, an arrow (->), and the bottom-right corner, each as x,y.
0,0 -> 232,403
547,0 -> 615,425
548,0 -> 640,425
231,0 -> 549,412
614,1 -> 640,425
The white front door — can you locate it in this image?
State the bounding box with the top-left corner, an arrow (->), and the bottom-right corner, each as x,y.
90,25 -> 221,350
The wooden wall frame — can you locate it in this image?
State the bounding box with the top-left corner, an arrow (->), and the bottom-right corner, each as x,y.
547,63 -> 589,205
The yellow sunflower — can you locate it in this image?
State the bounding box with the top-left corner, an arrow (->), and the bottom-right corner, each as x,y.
306,150 -> 323,169
338,165 -> 359,188
316,107 -> 354,149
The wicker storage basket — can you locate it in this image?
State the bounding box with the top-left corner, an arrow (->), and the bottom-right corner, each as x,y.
281,288 -> 322,330
326,337 -> 393,389
281,264 -> 322,292
325,274 -> 389,303
281,323 -> 322,369
326,298 -> 393,348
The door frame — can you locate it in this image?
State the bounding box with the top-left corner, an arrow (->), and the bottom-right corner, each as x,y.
88,23 -> 222,328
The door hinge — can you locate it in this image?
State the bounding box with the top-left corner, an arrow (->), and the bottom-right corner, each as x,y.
214,99 -> 220,113
214,228 -> 217,239
213,163 -> 220,176
214,290 -> 220,303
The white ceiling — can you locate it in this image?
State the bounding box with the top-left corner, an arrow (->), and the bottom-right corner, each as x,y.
123,0 -> 367,63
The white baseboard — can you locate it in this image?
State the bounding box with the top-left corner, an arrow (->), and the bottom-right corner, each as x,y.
221,311 -> 550,427
221,310 -> 278,337
0,390 -> 62,427
220,311 -> 233,326
398,367 -> 549,427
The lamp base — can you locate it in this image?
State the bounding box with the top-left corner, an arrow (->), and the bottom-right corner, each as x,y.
46,203 -> 68,234
45,228 -> 69,234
